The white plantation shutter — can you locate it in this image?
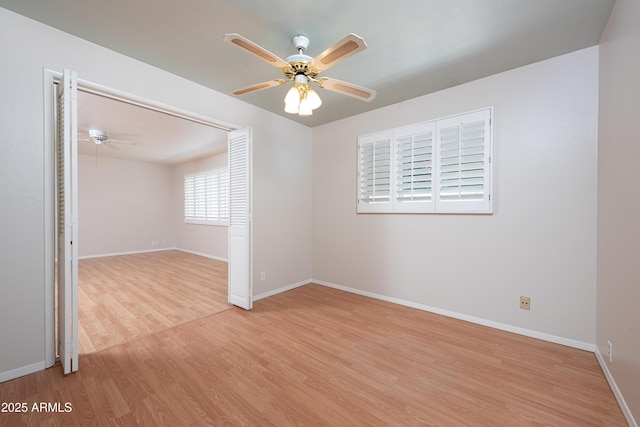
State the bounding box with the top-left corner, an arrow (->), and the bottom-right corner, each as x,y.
194,174 -> 206,219
219,170 -> 229,221
184,176 -> 195,218
206,173 -> 219,221
357,130 -> 393,212
184,167 -> 229,224
436,109 -> 491,212
394,122 -> 435,212
357,108 -> 492,214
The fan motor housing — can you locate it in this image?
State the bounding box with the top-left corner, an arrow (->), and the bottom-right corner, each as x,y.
284,61 -> 319,80
88,129 -> 109,143
284,35 -> 319,80
292,35 -> 310,51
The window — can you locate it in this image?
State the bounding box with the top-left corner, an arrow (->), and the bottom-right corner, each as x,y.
184,167 -> 229,225
357,108 -> 492,214
358,130 -> 393,212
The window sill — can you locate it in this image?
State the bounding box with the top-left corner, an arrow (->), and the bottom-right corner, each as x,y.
184,219 -> 229,227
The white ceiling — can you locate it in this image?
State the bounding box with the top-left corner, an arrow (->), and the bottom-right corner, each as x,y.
76,91 -> 228,165
1,0 -> 615,163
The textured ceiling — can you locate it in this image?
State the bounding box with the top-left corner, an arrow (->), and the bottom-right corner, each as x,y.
1,1 -> 615,164
0,0 -> 615,128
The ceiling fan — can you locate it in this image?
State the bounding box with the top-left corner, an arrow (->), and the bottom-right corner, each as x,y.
223,33 -> 376,116
79,129 -> 133,147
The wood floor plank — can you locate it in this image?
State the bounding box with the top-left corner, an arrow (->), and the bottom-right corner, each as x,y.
76,250 -> 231,354
1,283 -> 627,426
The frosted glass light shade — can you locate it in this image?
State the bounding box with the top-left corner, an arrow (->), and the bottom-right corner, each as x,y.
306,89 -> 322,110
283,81 -> 321,116
284,102 -> 299,114
284,86 -> 300,105
298,98 -> 313,116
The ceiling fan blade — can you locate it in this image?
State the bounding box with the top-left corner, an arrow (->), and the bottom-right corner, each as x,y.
310,34 -> 367,72
318,77 -> 376,102
107,139 -> 134,144
231,79 -> 285,96
223,33 -> 290,70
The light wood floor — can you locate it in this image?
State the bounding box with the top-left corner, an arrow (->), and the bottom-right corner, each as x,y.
2,284 -> 626,426
77,250 -> 231,354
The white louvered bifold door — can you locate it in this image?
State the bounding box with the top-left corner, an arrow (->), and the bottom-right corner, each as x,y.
357,130 -> 393,213
56,69 -> 79,374
436,109 -> 492,213
227,128 -> 252,310
394,122 -> 436,212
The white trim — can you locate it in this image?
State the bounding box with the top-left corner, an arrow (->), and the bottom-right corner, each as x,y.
595,347 -> 638,427
43,67 -> 240,370
44,69 -> 239,132
312,279 -> 594,351
43,69 -> 56,369
253,279 -> 310,301
175,248 -> 228,263
0,361 -> 46,384
184,220 -> 229,226
78,247 -> 177,260
78,248 -> 228,262
184,167 -> 230,226
358,107 -> 493,214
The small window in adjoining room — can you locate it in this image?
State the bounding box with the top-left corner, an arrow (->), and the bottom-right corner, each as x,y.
184,167 -> 229,226
357,108 -> 493,214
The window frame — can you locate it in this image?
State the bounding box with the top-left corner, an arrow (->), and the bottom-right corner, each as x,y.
357,108 -> 493,214
184,167 -> 229,226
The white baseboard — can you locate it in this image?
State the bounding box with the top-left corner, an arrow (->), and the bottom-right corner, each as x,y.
253,279 -> 310,301
174,248 -> 228,263
312,279 -> 595,351
78,247 -> 176,260
79,247 -> 228,263
0,361 -> 46,384
594,346 -> 638,427
300,280 -> 636,425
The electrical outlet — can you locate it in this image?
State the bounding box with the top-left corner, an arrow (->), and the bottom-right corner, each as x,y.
519,296 -> 531,310
260,271 -> 266,281
607,340 -> 613,363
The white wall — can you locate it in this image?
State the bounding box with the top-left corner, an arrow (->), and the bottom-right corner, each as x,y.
597,0 -> 640,422
78,154 -> 175,257
312,47 -> 599,345
0,7 -> 312,380
173,152 -> 229,260
252,119 -> 313,296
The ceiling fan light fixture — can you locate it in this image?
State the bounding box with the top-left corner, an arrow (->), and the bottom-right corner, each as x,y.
284,85 -> 301,107
306,88 -> 322,110
284,74 -> 322,116
225,32 -> 376,117
284,101 -> 299,115
298,96 -> 313,116
88,129 -> 109,144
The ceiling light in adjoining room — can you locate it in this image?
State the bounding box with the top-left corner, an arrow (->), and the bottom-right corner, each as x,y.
284,74 -> 322,116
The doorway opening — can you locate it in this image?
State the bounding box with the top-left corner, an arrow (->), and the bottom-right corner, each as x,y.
44,69 -> 252,370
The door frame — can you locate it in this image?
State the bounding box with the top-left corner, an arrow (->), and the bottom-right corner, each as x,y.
43,68 -> 246,367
